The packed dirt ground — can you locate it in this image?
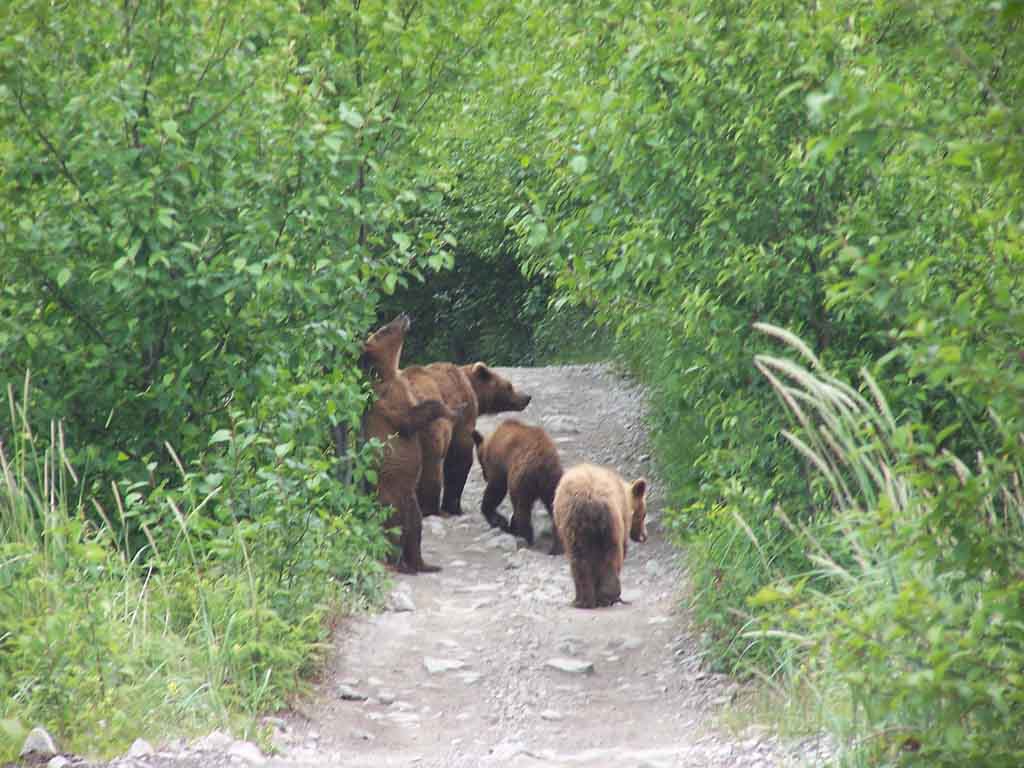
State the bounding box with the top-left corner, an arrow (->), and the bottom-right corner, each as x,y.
90,364 -> 833,768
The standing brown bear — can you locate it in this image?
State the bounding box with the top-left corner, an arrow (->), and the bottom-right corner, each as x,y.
405,362 -> 531,519
471,419 -> 564,554
554,464 -> 649,608
360,314 -> 458,574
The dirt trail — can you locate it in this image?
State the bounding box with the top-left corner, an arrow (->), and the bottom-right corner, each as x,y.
266,365 -> 825,768
97,364 -> 832,768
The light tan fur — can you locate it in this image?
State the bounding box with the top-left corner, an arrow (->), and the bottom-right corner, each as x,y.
553,464 -> 648,608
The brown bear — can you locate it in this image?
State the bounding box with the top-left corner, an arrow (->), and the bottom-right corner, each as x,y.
471,419 -> 564,554
405,362 -> 531,519
553,464 -> 649,608
360,314 -> 458,574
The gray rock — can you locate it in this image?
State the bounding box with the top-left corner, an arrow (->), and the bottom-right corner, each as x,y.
227,740 -> 265,765
545,657 -> 594,675
127,738 -> 155,758
351,728 -> 375,741
338,684 -> 368,701
423,656 -> 467,674
195,729 -> 233,751
261,716 -> 287,730
388,589 -> 416,612
424,516 -> 446,537
47,757 -> 71,768
21,727 -> 59,758
377,690 -> 396,706
644,559 -> 664,577
486,535 -> 518,552
540,709 -> 563,721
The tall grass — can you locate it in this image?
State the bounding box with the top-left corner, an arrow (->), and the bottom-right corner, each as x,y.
746,325 -> 1024,767
0,374 -> 385,760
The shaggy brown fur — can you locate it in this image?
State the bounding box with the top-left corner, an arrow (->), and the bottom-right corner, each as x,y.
360,314 -> 457,574
408,362 -> 531,518
553,464 -> 649,608
471,420 -> 564,554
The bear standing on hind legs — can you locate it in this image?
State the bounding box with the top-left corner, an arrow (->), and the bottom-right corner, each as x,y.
360,314 -> 457,574
554,464 -> 649,608
472,419 -> 564,554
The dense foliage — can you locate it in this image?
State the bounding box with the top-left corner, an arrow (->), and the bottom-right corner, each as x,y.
0,0 -> 482,758
3,0 -> 1023,764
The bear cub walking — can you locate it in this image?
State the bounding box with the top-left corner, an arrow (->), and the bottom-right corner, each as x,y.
472,419 -> 564,554
553,464 -> 648,608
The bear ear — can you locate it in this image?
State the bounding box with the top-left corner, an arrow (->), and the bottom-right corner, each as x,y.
472,429 -> 484,447
471,362 -> 492,380
630,478 -> 648,499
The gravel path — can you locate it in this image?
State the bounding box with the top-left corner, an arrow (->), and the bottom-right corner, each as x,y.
90,364 -> 834,768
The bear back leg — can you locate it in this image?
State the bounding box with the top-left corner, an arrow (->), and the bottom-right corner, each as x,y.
509,488 -> 537,545
595,557 -> 622,607
394,491 -> 440,574
480,474 -> 510,531
417,456 -> 444,518
569,557 -> 598,609
441,432 -> 474,516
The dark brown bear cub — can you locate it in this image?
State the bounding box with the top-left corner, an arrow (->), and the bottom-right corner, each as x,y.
471,419 -> 563,555
553,464 -> 648,608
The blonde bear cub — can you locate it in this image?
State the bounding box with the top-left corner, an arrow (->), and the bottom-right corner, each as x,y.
553,463 -> 648,608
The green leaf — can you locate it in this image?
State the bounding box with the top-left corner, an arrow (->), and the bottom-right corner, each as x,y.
338,103 -> 365,129
392,232 -> 412,251
569,155 -> 588,174
57,267 -> 72,287
210,429 -> 233,444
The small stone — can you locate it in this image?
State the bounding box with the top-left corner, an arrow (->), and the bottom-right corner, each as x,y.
545,657 -> 594,675
449,559 -> 468,567
227,740 -> 265,765
47,757 -> 71,768
486,535 -> 518,552
540,709 -> 563,721
128,738 -> 155,758
196,730 -> 233,751
351,729 -> 375,742
424,517 -> 446,536
388,589 -> 416,612
377,691 -> 396,706
487,740 -> 528,761
261,716 -> 287,730
423,656 -> 467,674
457,671 -> 483,685
21,727 -> 59,758
644,560 -> 664,577
338,684 -> 367,701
